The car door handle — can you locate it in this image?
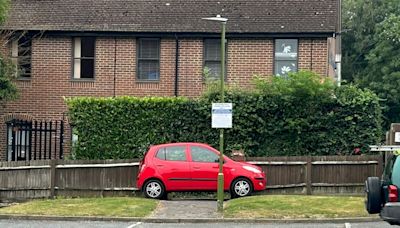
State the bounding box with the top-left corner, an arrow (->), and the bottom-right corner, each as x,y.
156,165 -> 164,167
193,166 -> 201,169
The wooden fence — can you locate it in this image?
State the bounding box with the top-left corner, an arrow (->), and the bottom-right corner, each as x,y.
0,155 -> 382,201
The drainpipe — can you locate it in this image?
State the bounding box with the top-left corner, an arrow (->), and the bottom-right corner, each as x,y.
174,34 -> 180,97
335,0 -> 342,86
113,37 -> 117,97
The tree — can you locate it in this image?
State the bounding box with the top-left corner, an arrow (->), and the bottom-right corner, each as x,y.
342,0 -> 400,126
0,0 -> 17,104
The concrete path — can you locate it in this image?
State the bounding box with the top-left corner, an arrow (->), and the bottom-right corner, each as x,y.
149,200 -> 221,219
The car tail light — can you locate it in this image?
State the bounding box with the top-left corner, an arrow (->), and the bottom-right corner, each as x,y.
388,185 -> 398,202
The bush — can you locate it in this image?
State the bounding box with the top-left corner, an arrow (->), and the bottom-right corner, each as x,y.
66,71 -> 383,159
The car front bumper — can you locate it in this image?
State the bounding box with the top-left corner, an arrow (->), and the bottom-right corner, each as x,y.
251,176 -> 267,191
381,202 -> 400,225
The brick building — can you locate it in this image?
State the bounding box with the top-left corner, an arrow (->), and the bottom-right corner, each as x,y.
0,0 -> 339,161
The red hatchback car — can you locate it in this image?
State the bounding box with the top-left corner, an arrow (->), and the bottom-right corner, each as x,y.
137,142 -> 266,199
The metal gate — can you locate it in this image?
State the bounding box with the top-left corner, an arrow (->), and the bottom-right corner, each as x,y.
6,119 -> 64,161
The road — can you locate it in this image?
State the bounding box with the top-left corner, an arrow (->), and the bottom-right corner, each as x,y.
0,220 -> 392,228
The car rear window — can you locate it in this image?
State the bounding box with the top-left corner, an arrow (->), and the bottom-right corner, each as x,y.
156,146 -> 186,161
392,156 -> 400,187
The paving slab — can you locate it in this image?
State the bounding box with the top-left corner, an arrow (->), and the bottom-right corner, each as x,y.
149,200 -> 221,219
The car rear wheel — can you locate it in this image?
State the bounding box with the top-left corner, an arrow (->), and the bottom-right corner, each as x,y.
143,179 -> 166,199
231,177 -> 253,199
365,176 -> 382,214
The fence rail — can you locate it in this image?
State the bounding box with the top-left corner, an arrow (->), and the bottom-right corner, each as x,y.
0,155 -> 382,201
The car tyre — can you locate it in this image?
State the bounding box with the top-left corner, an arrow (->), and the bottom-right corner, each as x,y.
365,176 -> 382,214
143,179 -> 166,199
230,177 -> 253,199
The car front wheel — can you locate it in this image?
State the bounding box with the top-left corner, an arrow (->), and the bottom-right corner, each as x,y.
143,179 -> 166,199
365,176 -> 382,214
231,177 -> 253,198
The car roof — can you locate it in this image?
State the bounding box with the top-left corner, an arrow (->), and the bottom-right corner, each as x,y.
151,142 -> 211,149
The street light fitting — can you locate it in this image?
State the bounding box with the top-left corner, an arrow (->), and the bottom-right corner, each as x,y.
202,14 -> 228,23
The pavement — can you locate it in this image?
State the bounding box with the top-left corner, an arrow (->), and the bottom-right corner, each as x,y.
148,200 -> 221,219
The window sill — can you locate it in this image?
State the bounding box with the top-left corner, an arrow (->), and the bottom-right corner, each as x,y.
16,77 -> 31,81
70,78 -> 95,82
136,80 -> 160,83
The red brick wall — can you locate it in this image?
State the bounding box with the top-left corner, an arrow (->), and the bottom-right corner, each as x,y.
298,38 -> 328,76
0,36 -> 329,160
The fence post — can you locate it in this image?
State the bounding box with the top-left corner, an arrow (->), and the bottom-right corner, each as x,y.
50,160 -> 57,199
377,155 -> 384,178
306,156 -> 312,195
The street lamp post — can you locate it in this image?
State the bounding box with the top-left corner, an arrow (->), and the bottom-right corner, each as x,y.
202,15 -> 228,212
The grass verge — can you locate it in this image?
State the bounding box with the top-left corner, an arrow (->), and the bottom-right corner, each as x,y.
0,197 -> 157,217
224,195 -> 372,219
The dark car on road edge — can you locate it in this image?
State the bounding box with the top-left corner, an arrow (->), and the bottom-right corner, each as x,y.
365,151 -> 400,225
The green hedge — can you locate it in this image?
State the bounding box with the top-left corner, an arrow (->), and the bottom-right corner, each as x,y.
66,72 -> 383,159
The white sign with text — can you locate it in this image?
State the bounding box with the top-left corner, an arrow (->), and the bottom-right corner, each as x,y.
212,103 -> 232,128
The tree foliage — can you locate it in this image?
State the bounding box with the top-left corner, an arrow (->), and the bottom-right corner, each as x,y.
0,0 -> 16,103
0,0 -> 9,24
342,0 -> 400,126
0,56 -> 17,101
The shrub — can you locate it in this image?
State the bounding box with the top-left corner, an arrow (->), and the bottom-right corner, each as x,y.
66,71 -> 383,159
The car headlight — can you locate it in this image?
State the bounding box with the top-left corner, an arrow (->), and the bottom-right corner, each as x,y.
243,165 -> 262,174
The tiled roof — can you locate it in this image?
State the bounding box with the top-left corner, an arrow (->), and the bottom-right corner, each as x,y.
3,0 -> 338,34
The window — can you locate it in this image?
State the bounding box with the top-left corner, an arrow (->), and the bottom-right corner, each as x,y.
204,39 -> 227,80
391,156 -> 400,187
73,37 -> 95,79
137,38 -> 160,81
156,146 -> 186,161
190,146 -> 219,163
11,36 -> 32,78
274,39 -> 298,76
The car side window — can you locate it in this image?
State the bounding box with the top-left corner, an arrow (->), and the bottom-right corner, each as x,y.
392,156 -> 400,187
156,148 -> 166,160
156,146 -> 187,161
190,146 -> 219,163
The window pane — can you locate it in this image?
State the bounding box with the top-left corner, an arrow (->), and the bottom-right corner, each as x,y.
275,61 -> 297,76
156,148 -> 166,160
275,39 -> 298,54
190,146 -> 219,163
139,39 -> 159,59
12,37 -> 32,78
165,146 -> 186,161
392,156 -> 400,187
74,38 -> 81,58
204,39 -> 221,61
204,62 -> 221,79
81,59 -> 94,78
81,37 -> 95,57
11,40 -> 18,58
73,59 -> 81,79
138,61 -> 159,80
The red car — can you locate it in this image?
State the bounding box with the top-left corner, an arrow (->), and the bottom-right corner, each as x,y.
137,142 -> 266,199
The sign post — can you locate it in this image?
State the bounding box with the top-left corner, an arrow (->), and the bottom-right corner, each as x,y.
212,102 -> 232,212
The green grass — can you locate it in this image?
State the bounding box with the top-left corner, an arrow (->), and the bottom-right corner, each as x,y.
224,195 -> 373,219
0,197 -> 158,217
